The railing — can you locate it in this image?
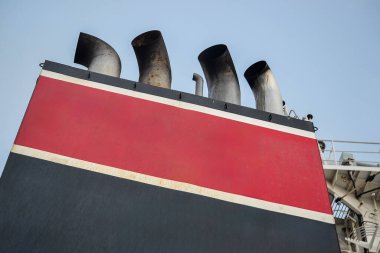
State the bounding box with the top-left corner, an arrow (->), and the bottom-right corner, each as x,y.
345,221 -> 380,250
319,140 -> 380,168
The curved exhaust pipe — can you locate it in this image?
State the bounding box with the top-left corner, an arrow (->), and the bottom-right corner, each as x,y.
74,32 -> 121,77
244,61 -> 284,115
131,30 -> 171,89
198,44 -> 241,105
192,73 -> 204,96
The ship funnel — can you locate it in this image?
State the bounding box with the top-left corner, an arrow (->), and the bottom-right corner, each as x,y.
244,61 -> 284,115
131,30 -> 172,89
74,32 -> 121,77
198,44 -> 241,105
192,73 -> 204,96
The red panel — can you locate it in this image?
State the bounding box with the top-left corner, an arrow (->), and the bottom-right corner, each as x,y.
15,76 -> 331,214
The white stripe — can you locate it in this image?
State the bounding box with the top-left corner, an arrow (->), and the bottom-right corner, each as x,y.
40,70 -> 315,139
12,144 -> 334,224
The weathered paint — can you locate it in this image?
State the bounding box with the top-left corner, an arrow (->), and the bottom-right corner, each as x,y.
0,153 -> 340,253
16,74 -> 330,215
0,61 -> 340,253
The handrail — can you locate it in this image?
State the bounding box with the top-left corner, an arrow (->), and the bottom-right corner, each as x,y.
345,221 -> 379,250
324,150 -> 380,154
319,139 -> 380,167
323,160 -> 380,166
319,140 -> 380,145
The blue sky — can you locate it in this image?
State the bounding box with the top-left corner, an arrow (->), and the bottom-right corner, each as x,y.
1,0 -> 379,175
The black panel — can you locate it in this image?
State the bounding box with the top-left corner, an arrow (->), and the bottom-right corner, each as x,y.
42,60 -> 315,132
0,153 -> 340,253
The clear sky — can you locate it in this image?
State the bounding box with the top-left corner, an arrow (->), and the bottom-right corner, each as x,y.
1,0 -> 379,176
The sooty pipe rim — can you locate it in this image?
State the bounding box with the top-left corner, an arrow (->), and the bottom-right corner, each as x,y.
244,60 -> 270,84
198,44 -> 228,62
131,30 -> 162,47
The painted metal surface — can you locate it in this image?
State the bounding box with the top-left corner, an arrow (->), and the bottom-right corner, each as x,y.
74,32 -> 121,77
192,73 -> 203,96
40,61 -> 314,131
0,61 -> 340,253
198,44 -> 241,105
132,30 -> 171,88
322,140 -> 380,252
14,72 -> 331,214
0,154 -> 340,253
244,61 -> 284,115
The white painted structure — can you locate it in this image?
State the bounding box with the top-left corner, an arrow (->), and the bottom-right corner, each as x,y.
321,140 -> 380,252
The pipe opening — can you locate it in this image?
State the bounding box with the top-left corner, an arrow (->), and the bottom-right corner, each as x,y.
198,44 -> 240,104
74,32 -> 121,77
244,60 -> 285,115
244,61 -> 270,84
198,44 -> 228,62
132,30 -> 162,47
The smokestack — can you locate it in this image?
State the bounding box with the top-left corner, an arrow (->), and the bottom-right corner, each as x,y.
244,61 -> 284,115
74,32 -> 121,77
198,44 -> 241,105
131,30 -> 172,89
192,73 -> 204,96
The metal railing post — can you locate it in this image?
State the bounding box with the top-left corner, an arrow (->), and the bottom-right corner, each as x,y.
331,140 -> 338,165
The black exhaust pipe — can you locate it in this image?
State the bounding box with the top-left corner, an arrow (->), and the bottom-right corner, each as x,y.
131,30 -> 172,89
